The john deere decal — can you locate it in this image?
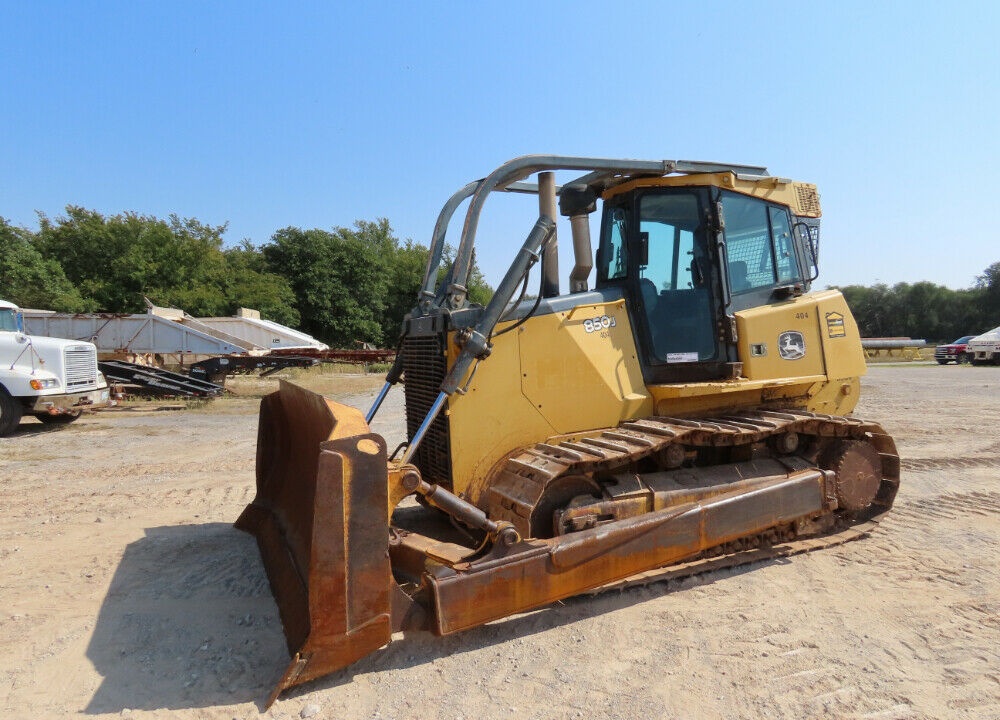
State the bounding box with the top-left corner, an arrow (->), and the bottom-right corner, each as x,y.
778,331 -> 806,360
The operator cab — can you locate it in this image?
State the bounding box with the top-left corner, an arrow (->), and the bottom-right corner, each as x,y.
596,184 -> 817,384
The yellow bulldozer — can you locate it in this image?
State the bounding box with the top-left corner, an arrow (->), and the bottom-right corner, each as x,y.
237,155 -> 900,701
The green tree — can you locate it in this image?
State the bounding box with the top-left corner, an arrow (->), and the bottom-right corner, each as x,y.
382,239 -> 431,343
222,240 -> 300,327
0,217 -> 88,311
841,279 -> 988,343
261,219 -> 494,347
34,207 -> 232,314
975,261 -> 1000,323
149,215 -> 230,316
262,223 -> 391,346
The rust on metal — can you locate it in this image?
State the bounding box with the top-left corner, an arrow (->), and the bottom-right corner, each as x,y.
235,381 -> 392,702
237,383 -> 900,703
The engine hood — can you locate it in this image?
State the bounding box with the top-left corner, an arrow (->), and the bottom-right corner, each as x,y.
27,333 -> 95,355
1,331 -> 96,363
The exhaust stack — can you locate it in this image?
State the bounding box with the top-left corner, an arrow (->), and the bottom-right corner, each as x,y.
539,171 -> 559,297
560,184 -> 598,293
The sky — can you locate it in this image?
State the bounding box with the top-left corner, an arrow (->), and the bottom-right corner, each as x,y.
3,2 -> 999,293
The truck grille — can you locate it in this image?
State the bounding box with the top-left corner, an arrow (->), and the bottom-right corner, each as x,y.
402,333 -> 452,487
64,345 -> 98,388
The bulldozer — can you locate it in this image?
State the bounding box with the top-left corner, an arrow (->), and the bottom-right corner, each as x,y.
236,155 -> 900,701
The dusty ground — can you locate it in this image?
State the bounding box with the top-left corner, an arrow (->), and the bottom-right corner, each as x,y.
1,365 -> 998,720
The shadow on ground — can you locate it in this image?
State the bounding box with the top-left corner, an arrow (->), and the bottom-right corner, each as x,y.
85,523 -> 287,713
85,520 -> 791,712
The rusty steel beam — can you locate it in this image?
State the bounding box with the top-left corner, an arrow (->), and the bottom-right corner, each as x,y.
425,471 -> 826,634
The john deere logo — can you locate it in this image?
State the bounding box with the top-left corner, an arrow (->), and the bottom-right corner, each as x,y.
778,331 -> 806,360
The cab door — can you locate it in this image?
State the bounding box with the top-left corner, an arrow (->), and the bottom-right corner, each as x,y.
598,188 -> 734,384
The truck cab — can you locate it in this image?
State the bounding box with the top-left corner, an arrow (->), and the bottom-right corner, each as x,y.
0,299 -> 110,436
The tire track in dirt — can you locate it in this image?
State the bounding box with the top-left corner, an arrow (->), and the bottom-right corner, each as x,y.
901,456 -> 1000,472
820,479 -> 1000,718
2,483 -> 255,522
888,490 -> 1000,522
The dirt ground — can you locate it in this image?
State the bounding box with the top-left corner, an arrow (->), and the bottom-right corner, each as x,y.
1,364 -> 998,720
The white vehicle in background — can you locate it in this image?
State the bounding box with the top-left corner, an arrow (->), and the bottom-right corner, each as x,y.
0,299 -> 110,436
965,325 -> 1000,365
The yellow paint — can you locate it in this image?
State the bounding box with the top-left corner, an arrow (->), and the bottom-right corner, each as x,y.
736,295 -> 827,380
649,376 -> 823,416
445,290 -> 865,504
813,292 -> 867,382
447,298 -> 652,505
519,300 -> 651,429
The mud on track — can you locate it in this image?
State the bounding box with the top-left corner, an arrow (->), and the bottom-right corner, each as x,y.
1,366 -> 998,719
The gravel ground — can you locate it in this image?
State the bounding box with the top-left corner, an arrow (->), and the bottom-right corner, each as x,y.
1,365 -> 998,719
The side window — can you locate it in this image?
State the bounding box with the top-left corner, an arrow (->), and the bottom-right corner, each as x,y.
793,220 -> 820,279
600,206 -> 628,280
769,207 -> 800,283
721,193 -> 774,293
0,309 -> 18,331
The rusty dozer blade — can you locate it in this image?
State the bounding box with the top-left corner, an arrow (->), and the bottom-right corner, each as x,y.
235,381 -> 392,702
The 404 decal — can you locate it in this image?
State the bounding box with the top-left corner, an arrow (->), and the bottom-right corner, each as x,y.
583,315 -> 617,333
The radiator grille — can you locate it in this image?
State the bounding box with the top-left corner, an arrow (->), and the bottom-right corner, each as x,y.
795,185 -> 821,216
64,345 -> 98,388
402,333 -> 452,486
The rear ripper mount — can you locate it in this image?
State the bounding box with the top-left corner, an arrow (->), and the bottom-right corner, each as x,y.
237,381 -> 899,703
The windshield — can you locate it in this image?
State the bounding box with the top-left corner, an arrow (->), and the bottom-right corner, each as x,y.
0,308 -> 20,332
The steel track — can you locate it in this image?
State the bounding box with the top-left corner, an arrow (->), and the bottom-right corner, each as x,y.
487,409 -> 900,536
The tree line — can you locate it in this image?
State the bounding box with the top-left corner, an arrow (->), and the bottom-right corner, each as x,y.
3,206 -> 997,346
838,262 -> 1000,343
0,208 -> 491,348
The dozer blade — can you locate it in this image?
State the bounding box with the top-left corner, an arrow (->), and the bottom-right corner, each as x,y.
235,381 -> 391,702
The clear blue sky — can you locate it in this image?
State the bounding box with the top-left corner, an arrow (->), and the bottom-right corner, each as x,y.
3,2 -> 998,292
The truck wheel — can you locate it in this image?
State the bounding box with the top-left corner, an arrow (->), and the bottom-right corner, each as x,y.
959,353 -> 971,364
0,388 -> 24,436
37,410 -> 82,425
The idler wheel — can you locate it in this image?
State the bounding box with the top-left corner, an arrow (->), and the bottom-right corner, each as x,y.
532,474 -> 601,538
822,440 -> 883,512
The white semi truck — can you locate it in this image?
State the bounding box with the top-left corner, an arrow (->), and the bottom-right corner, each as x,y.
0,299 -> 110,436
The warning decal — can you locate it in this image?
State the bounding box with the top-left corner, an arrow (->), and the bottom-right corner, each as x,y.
825,312 -> 846,338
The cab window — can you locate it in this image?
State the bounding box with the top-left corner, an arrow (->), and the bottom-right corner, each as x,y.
769,206 -> 800,283
599,206 -> 628,281
721,192 -> 800,293
0,309 -> 19,332
637,191 -> 717,362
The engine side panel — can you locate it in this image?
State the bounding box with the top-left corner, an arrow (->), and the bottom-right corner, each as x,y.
448,297 -> 652,505
735,289 -> 865,415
